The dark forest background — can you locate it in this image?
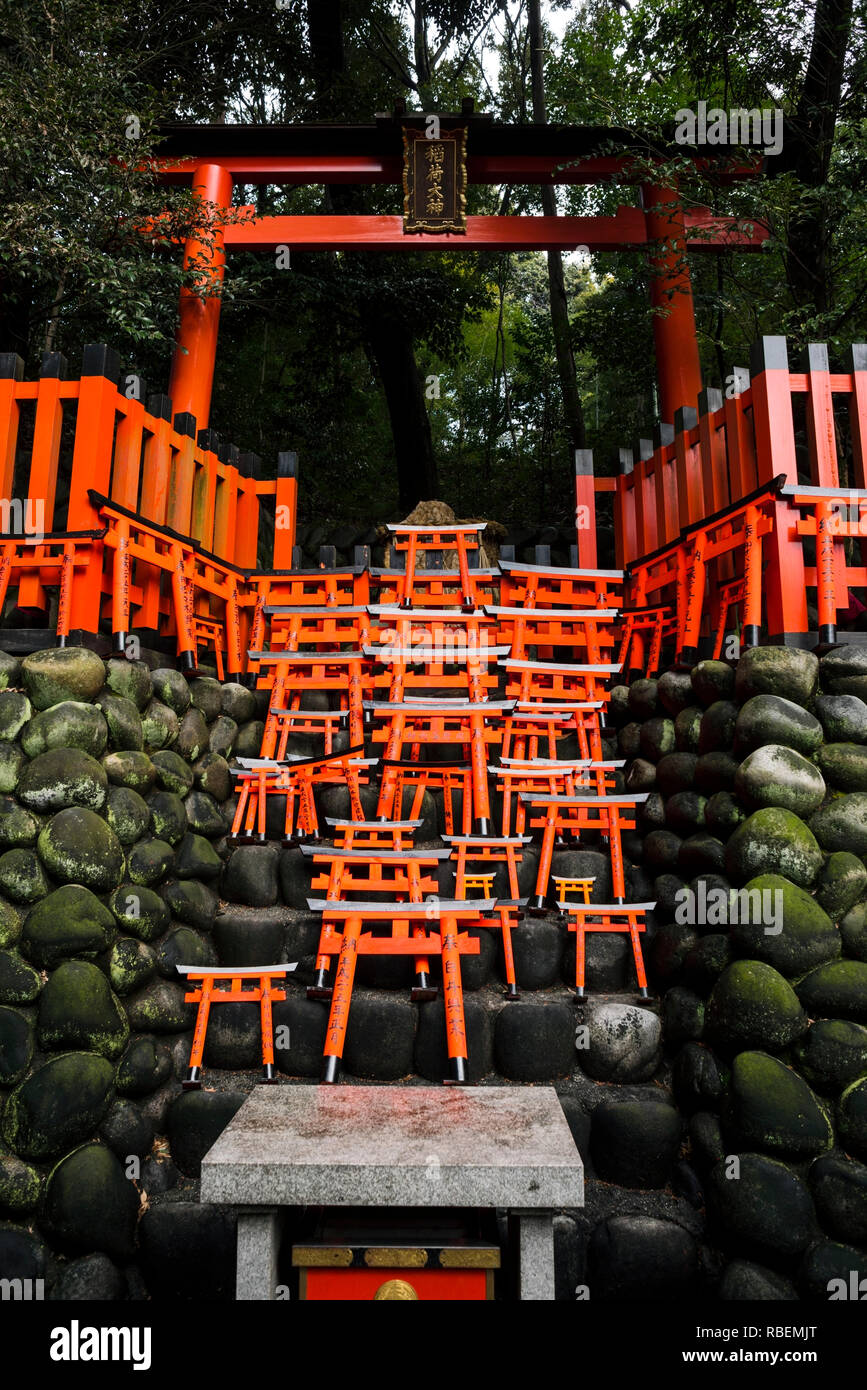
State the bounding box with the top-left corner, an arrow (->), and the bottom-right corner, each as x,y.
2,0 -> 866,533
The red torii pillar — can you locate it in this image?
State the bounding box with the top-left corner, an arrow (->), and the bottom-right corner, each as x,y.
641,182 -> 702,422
168,163 -> 233,429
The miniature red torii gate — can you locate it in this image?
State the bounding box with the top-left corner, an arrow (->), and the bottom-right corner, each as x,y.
155,106 -> 770,431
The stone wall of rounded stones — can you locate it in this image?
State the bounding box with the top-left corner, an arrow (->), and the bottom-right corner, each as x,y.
605,644 -> 867,1299
0,646 -> 268,1299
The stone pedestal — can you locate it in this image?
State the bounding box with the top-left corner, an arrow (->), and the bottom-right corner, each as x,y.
200,1085 -> 583,1301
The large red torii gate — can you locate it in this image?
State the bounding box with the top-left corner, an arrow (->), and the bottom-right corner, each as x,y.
154,107 -> 769,431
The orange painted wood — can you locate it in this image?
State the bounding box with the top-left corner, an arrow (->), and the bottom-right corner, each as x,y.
168,163 -> 233,429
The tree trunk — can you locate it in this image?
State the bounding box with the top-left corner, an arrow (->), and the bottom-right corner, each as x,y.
306,0 -> 439,510
365,318 -> 439,512
781,0 -> 853,316
528,0 -> 585,451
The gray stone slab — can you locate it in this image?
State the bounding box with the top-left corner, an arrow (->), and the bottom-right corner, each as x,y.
236,1210 -> 282,1301
517,1213 -> 556,1301
201,1086 -> 583,1211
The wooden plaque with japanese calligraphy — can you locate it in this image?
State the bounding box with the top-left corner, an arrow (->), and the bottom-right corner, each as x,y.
402,126 -> 467,234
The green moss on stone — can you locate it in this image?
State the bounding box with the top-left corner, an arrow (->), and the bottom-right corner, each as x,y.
1,1052 -> 115,1159
36,808 -> 123,892
22,883 -> 116,968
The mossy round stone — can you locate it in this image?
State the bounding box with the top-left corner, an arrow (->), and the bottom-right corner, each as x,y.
221,682 -> 256,723
193,752 -> 231,802
656,753 -> 697,798
730,874 -> 840,977
0,693 -> 31,741
175,708 -> 209,763
816,743 -> 867,792
678,833 -> 726,877
235,720 -> 265,758
123,977 -> 193,1033
42,1142 -> 138,1259
637,717 -> 674,763
816,852 -> 867,921
735,646 -> 818,707
94,691 -> 143,752
156,926 -> 214,978
695,752 -> 740,795
723,1051 -> 832,1157
190,677 -> 222,722
37,960 -> 129,1059
626,758 -> 656,793
0,1005 -> 33,1084
160,879 -> 218,930
637,789 -> 665,830
22,883 -> 116,967
146,791 -> 187,846
651,671 -> 691,721
706,1153 -> 817,1260
809,793 -> 867,855
691,660 -> 735,707
22,648 -> 105,711
37,808 -> 123,891
792,1020 -> 867,1095
683,932 -> 733,994
0,1154 -> 40,1214
151,668 -> 191,715
664,791 -> 706,834
796,960 -> 867,1023
0,651 -> 21,689
725,807 -> 823,887
697,706 -> 738,762
662,986 -> 705,1046
173,832 -> 222,881
151,750 -> 194,796
618,722 -> 641,758
810,1153 -> 867,1245
820,645 -> 867,700
104,656 -> 152,710
184,790 -> 226,837
0,741 -> 26,794
208,715 -> 237,758
102,750 -> 156,793
0,896 -> 21,949
0,848 -> 50,902
815,693 -> 867,744
0,950 -> 41,1003
17,747 -> 108,813
706,960 -> 807,1052
0,799 -> 39,847
126,837 -> 173,887
106,937 -> 157,995
115,1037 -> 171,1096
735,694 -> 823,757
734,744 -> 825,817
837,1077 -> 867,1160
627,678 -> 659,719
840,900 -> 867,961
20,701 -> 108,759
705,790 -> 747,837
141,700 -> 179,751
108,884 -> 170,943
674,706 -> 702,752
104,786 -> 151,845
1,1052 -> 115,1159
643,829 -> 683,872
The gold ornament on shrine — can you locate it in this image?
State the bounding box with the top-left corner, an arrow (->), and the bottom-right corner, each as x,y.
402,126 -> 467,234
